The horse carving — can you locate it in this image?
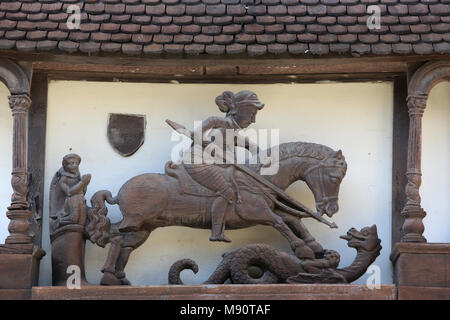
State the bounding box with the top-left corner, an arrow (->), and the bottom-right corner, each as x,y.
87,141 -> 347,285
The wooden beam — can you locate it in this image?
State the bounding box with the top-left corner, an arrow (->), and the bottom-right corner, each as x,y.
391,75 -> 409,248
32,60 -> 407,78
27,73 -> 48,248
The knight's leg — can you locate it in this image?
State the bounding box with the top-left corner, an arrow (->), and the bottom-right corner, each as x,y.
280,214 -> 324,258
210,196 -> 232,242
227,166 -> 242,203
114,229 -> 152,285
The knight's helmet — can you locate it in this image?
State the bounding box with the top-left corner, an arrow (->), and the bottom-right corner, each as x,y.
215,91 -> 264,116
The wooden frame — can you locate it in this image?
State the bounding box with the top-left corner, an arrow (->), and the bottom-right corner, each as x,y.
1,53 -> 449,293
400,60 -> 450,243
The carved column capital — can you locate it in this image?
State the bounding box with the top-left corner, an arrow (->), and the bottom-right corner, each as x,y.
8,94 -> 31,115
406,95 -> 427,117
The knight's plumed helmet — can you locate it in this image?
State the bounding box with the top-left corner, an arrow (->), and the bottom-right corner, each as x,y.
215,90 -> 264,116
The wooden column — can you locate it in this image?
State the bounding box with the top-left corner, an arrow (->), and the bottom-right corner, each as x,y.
5,94 -> 33,245
391,76 -> 409,248
400,94 -> 427,243
27,74 -> 48,247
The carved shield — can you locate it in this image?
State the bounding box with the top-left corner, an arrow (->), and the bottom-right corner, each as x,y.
107,113 -> 146,157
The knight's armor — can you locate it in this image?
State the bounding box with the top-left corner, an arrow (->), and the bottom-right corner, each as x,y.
182,116 -> 241,203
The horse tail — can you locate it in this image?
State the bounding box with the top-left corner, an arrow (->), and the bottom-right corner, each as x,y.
168,259 -> 199,285
86,190 -> 118,247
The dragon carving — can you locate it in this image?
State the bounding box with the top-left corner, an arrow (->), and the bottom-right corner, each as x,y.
168,225 -> 381,285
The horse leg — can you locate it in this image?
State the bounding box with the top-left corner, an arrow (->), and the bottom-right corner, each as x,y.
100,235 -> 124,285
114,229 -> 152,285
246,201 -> 315,260
279,213 -> 324,258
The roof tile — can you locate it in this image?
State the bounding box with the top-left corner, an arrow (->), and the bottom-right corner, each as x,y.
235,33 -> 255,43
205,43 -> 226,54
247,43 -> 267,55
0,0 -> 446,58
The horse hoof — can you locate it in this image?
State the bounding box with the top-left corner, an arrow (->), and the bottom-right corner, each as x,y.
100,272 -> 122,286
120,277 -> 131,286
306,241 -> 324,258
295,245 -> 315,260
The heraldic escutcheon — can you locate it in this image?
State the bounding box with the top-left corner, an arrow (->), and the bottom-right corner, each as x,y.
107,113 -> 146,157
50,90 -> 381,286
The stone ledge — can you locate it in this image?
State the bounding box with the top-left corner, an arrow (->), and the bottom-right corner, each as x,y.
390,242 -> 450,262
398,286 -> 450,300
32,284 -> 396,300
0,289 -> 31,300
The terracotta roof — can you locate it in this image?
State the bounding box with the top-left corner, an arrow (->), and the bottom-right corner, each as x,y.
0,0 -> 449,57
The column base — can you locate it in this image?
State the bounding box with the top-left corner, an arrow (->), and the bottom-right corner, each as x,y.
5,209 -> 33,245
0,244 -> 45,289
400,233 -> 427,243
391,242 -> 450,288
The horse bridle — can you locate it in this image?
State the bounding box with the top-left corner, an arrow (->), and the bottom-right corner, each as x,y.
303,156 -> 342,208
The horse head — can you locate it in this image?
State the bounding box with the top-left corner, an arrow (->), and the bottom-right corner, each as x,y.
303,150 -> 347,218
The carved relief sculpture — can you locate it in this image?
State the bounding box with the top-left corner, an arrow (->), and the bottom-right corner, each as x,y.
169,225 -> 381,284
82,90 -> 384,286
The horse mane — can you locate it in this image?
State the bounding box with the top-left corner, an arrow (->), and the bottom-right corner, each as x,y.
278,141 -> 335,162
248,141 -> 336,171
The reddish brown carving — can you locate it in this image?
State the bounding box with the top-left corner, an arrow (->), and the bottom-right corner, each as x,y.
86,91 -> 348,286
169,225 -> 381,284
49,154 -> 92,286
401,61 -> 450,243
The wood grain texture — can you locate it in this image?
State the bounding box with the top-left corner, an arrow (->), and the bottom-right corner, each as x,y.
391,76 -> 409,248
27,73 -> 48,248
398,286 -> 450,300
391,243 -> 450,288
32,284 -> 397,300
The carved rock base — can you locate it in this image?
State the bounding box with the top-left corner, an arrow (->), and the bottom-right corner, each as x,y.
391,243 -> 450,288
32,284 -> 396,300
0,244 -> 45,289
51,227 -> 88,286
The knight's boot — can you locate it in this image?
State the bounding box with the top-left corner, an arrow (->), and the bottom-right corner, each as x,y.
210,223 -> 231,243
292,240 -> 315,260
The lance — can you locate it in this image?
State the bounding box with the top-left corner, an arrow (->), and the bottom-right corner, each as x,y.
165,119 -> 338,229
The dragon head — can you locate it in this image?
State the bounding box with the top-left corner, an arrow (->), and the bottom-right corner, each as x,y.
339,225 -> 381,252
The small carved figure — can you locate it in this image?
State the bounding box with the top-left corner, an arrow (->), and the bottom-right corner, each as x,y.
168,225 -> 381,285
300,249 -> 340,274
49,154 -> 91,286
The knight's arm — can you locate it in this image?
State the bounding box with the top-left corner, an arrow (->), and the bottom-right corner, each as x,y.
192,116 -> 229,145
234,135 -> 261,161
60,177 -> 84,197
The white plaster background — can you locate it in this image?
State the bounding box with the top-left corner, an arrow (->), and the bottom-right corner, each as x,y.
0,80 -> 446,286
